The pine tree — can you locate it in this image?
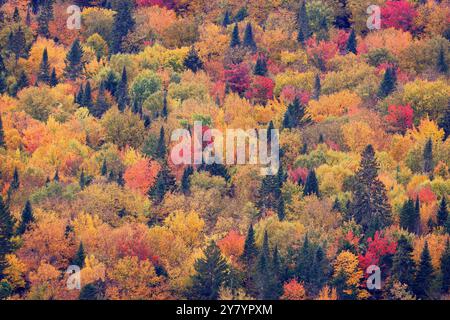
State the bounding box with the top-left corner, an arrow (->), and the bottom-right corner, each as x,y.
64,39 -> 84,80
378,67 -> 397,98
282,97 -> 310,129
10,168 -> 20,191
230,23 -> 241,48
25,6 -> 31,27
82,81 -> 93,109
243,23 -> 257,52
17,200 -> 34,235
399,199 -> 418,233
101,159 -> 107,176
423,138 -> 433,174
254,55 -> 268,76
37,0 -> 53,38
297,1 -> 310,45
0,73 -> 6,95
437,197 -> 448,227
242,224 -> 258,267
332,198 -> 341,212
234,7 -> 248,22
161,89 -> 168,119
79,169 -> 86,190
148,163 -> 175,204
351,145 -> 392,235
72,242 -> 86,268
392,235 -> 416,288
38,48 -> 51,84
9,27 -> 26,62
313,74 -> 321,100
12,7 -> 20,23
53,169 -> 59,182
441,239 -> 450,293
296,234 -> 313,283
181,166 -> 194,195
437,45 -> 448,74
155,126 -> 166,161
346,29 -> 357,54
183,47 -> 203,73
271,246 -> 283,299
304,170 -> 319,196
16,71 -> 29,91
255,231 -> 272,299
277,197 -> 285,221
49,68 -> 58,87
0,196 -> 15,275
222,10 -> 231,27
190,241 -> 228,300
92,82 -> 109,118
76,84 -> 84,105
0,113 -> 4,148
414,242 -> 434,299
110,0 -> 135,54
115,67 -> 129,111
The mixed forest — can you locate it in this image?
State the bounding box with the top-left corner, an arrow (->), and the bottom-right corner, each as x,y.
0,0 -> 449,300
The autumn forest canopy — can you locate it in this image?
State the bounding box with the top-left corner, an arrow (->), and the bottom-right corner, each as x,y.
0,0 -> 449,301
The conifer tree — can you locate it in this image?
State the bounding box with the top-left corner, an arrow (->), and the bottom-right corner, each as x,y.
115,67 -> 129,111
332,198 -> 341,212
79,169 -> 86,190
399,199 -> 418,233
378,67 -> 397,98
282,97 -> 310,129
181,166 -> 194,195
82,81 -> 93,109
38,48 -> 51,84
183,47 -> 203,73
234,7 -> 248,22
9,27 -> 26,62
0,196 -> 15,275
76,84 -> 84,105
296,234 -> 312,283
37,0 -> 53,38
10,168 -> 20,191
101,159 -> 107,176
392,235 -> 416,288
161,89 -> 168,119
441,239 -> 450,293
437,45 -> 448,74
0,73 -> 6,95
271,246 -> 283,299
110,0 -> 135,54
346,29 -> 357,54
254,55 -> 268,76
423,138 -> 433,174
351,145 -> 392,235
155,126 -> 166,161
72,242 -> 86,268
230,23 -> 241,48
53,169 -> 59,182
222,10 -> 231,27
297,1 -> 310,45
313,74 -> 321,100
12,7 -> 20,23
303,170 -> 319,196
440,104 -> 450,140
255,231 -> 272,299
190,241 -> 229,300
92,82 -> 109,118
277,197 -> 285,221
242,224 -> 258,267
64,39 -> 83,80
414,242 -> 434,299
243,23 -> 257,52
17,200 -> 34,235
437,197 -> 448,227
49,68 -> 58,87
0,114 -> 4,148
148,163 -> 175,204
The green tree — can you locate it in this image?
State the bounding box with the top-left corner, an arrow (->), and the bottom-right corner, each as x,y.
155,126 -> 166,161
303,169 -> 319,196
282,97 -> 310,129
10,168 -> 20,191
392,235 -> 416,288
0,114 -> 4,148
254,55 -> 267,76
423,138 -> 433,174
17,200 -> 34,235
297,1 -> 311,45
181,166 -> 194,195
230,23 -> 241,48
72,242 -> 86,268
351,145 -> 392,235
0,196 -> 15,275
115,67 -> 130,111
8,27 -> 26,62
255,231 -> 272,299
243,23 -> 256,52
82,81 -> 93,109
441,240 -> 450,294
183,47 -> 203,73
37,0 -> 53,38
110,0 -> 135,54
378,67 -> 397,99
64,39 -> 84,80
92,82 -> 110,118
49,68 -> 58,87
437,197 -> 448,227
346,29 -> 357,54
190,241 -> 229,300
437,45 -> 448,74
222,10 -> 231,27
148,163 -> 175,204
399,199 -> 418,233
313,74 -> 321,100
101,159 -> 107,176
38,48 -> 51,85
414,242 -> 434,299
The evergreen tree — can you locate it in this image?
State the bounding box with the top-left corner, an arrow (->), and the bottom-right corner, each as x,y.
350,145 -> 392,235
115,67 -> 129,111
16,71 -> 29,92
9,27 -> 26,62
110,0 -> 135,54
190,241 -> 228,300
148,163 -> 175,204
332,198 -> 341,212
0,114 -> 4,148
79,283 -> 100,300
313,74 -> 321,100
101,159 -> 107,176
181,166 -> 194,195
440,103 -> 450,140
303,170 -> 319,196
414,242 -> 434,299
64,39 -> 83,80
12,7 -> 20,23
441,239 -> 450,293
92,82 -> 109,118
243,23 -> 257,52
37,0 -> 53,38
230,23 -> 241,48
10,168 -> 20,191
423,138 -> 433,174
297,1 -> 311,44
242,224 -> 258,267
53,169 -> 59,182
437,197 -> 448,227
79,169 -> 86,190
0,73 -> 6,95
254,55 -> 267,76
270,246 -> 283,299
0,196 -> 15,275
183,47 -> 203,73
17,200 -> 34,235
378,67 -> 397,98
49,68 -> 58,87
346,29 -> 357,54
255,231 -> 272,299
72,242 -> 86,268
82,81 -> 93,109
437,45 -> 448,74
256,172 -> 281,212
25,6 -> 31,27
38,48 -> 51,84
399,199 -> 418,233
234,7 -> 248,22
222,10 -> 231,27
296,235 -> 313,284
76,84 -> 84,105
161,89 -> 168,119
155,126 -> 166,161
277,197 -> 285,221
392,235 -> 416,288
282,97 -> 310,129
